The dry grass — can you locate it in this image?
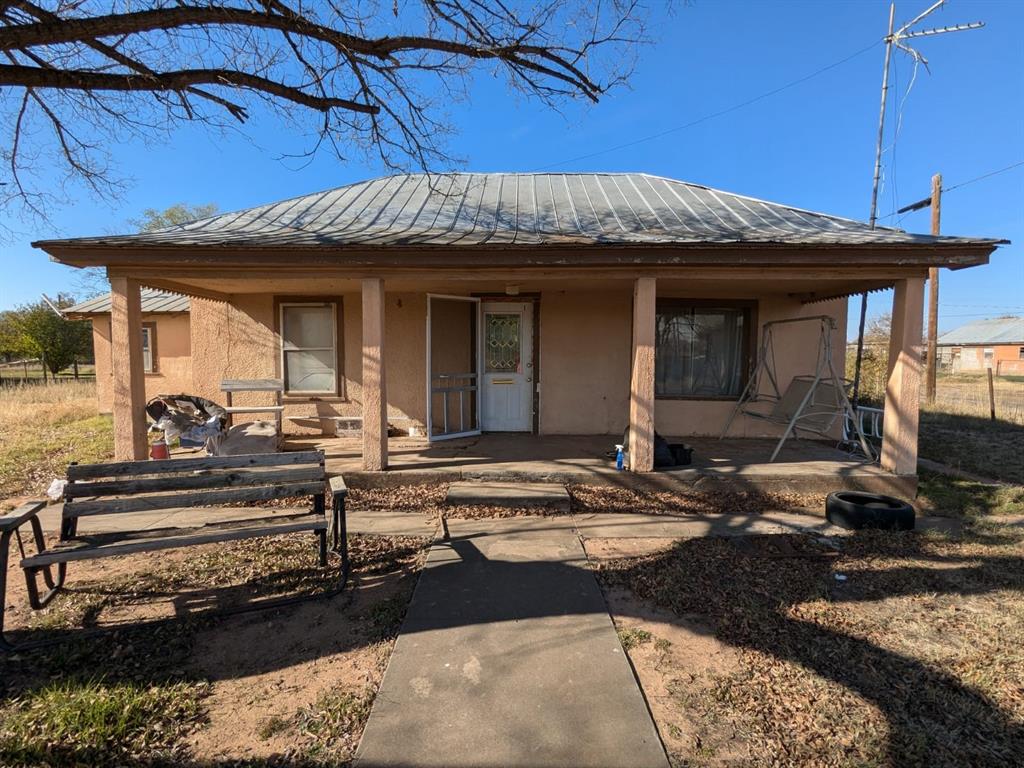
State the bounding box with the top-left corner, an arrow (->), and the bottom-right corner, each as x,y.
0,380 -> 112,504
919,410 -> 1024,486
928,373 -> 1024,425
599,523 -> 1024,767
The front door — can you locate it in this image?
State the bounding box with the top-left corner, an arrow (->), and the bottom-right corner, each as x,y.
481,302 -> 533,431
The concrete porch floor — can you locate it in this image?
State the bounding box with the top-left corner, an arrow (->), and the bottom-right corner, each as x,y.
284,433 -> 912,496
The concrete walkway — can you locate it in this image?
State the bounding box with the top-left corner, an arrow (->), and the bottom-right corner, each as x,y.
355,516 -> 668,768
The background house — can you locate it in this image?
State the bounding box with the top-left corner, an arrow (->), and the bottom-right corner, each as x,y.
936,316 -> 1024,375
67,289 -> 192,413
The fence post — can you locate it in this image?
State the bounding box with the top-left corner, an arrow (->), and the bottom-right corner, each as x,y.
987,367 -> 996,421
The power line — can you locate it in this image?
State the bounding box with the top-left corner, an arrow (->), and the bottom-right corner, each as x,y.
879,159 -> 1024,220
944,160 -> 1024,193
532,40 -> 880,172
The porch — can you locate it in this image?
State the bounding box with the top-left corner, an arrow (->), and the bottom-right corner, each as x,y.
284,433 -> 911,496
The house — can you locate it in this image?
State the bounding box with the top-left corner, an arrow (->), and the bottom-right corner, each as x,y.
936,316 -> 1024,375
34,172 -> 1002,481
66,289 -> 192,413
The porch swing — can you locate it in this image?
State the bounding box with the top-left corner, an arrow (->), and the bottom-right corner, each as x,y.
720,315 -> 875,462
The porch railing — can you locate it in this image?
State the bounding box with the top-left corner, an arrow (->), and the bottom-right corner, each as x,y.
843,405 -> 884,444
430,372 -> 478,438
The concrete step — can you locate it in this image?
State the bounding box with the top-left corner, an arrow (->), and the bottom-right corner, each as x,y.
445,481 -> 571,511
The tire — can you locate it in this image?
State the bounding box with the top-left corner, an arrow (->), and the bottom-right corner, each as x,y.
825,491 -> 915,531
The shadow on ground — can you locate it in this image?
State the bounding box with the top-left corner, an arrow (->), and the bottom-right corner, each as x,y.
599,525 -> 1024,766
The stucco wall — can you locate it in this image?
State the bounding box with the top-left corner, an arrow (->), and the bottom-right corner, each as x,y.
187,288 -> 846,438
92,313 -> 192,413
189,292 -> 429,434
536,289 -> 847,438
539,289 -> 631,435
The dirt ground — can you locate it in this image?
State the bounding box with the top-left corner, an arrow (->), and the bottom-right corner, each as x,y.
592,523 -> 1024,767
1,532 -> 430,766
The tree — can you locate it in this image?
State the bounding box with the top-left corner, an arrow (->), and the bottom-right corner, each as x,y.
0,309 -> 33,362
0,1 -> 645,216
75,202 -> 220,297
7,295 -> 93,376
131,202 -> 220,232
847,313 -> 891,406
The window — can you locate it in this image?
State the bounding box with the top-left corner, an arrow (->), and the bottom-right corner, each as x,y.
280,302 -> 338,394
485,313 -> 521,372
655,301 -> 751,398
141,324 -> 156,373
1018,347 -> 1024,361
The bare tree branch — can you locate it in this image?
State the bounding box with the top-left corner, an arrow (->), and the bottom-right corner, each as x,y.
0,0 -> 647,219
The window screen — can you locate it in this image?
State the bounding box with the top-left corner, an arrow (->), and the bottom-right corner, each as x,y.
281,303 -> 336,393
655,304 -> 749,397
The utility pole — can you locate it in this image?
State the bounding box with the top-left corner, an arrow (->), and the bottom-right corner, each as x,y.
926,173 -> 942,401
897,174 -> 945,401
852,0 -> 984,410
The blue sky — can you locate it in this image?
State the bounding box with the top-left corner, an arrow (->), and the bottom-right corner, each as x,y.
2,0 -> 1021,337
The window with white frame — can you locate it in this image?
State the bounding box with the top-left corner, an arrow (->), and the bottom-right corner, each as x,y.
141,325 -> 155,373
280,302 -> 337,394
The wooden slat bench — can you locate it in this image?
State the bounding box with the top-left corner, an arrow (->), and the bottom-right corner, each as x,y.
0,450 -> 349,652
221,379 -> 284,433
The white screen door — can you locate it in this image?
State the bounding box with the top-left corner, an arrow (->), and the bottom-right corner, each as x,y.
426,294 -> 481,441
481,302 -> 533,432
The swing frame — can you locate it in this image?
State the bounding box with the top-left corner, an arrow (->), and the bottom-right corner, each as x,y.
721,316 -> 875,463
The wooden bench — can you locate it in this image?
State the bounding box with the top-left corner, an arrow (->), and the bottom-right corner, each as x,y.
221,379 -> 285,433
0,451 -> 349,652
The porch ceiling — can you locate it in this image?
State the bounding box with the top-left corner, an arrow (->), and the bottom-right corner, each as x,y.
118,273 -> 903,301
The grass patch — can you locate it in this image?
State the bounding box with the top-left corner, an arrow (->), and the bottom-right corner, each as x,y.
0,679 -> 205,766
0,380 -> 111,503
919,410 -> 1024,485
918,471 -> 1024,517
257,714 -> 292,741
617,626 -> 653,651
599,524 -> 1024,766
296,687 -> 375,761
2,532 -> 429,765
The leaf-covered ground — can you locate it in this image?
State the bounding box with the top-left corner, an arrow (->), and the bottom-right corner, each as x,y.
597,522 -> 1024,767
1,533 -> 429,767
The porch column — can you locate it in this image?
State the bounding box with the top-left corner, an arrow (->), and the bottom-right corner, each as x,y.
629,277 -> 657,472
881,277 -> 925,476
109,276 -> 148,461
362,278 -> 388,471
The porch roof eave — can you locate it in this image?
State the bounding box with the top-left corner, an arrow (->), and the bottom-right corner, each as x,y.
35,238 -> 1003,272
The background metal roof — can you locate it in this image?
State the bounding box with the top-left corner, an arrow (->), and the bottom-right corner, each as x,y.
937,316 -> 1024,346
38,173 -> 1001,250
66,289 -> 190,315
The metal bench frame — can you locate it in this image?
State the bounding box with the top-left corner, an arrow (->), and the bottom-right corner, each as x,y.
0,451 -> 350,652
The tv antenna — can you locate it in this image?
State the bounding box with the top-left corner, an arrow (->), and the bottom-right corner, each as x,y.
851,0 -> 984,411
868,0 -> 984,228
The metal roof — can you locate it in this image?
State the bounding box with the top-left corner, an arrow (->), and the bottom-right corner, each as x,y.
66,289 -> 190,316
937,316 -> 1024,346
35,173 -> 1003,250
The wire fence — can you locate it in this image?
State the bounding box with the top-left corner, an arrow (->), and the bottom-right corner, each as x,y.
0,359 -> 96,386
